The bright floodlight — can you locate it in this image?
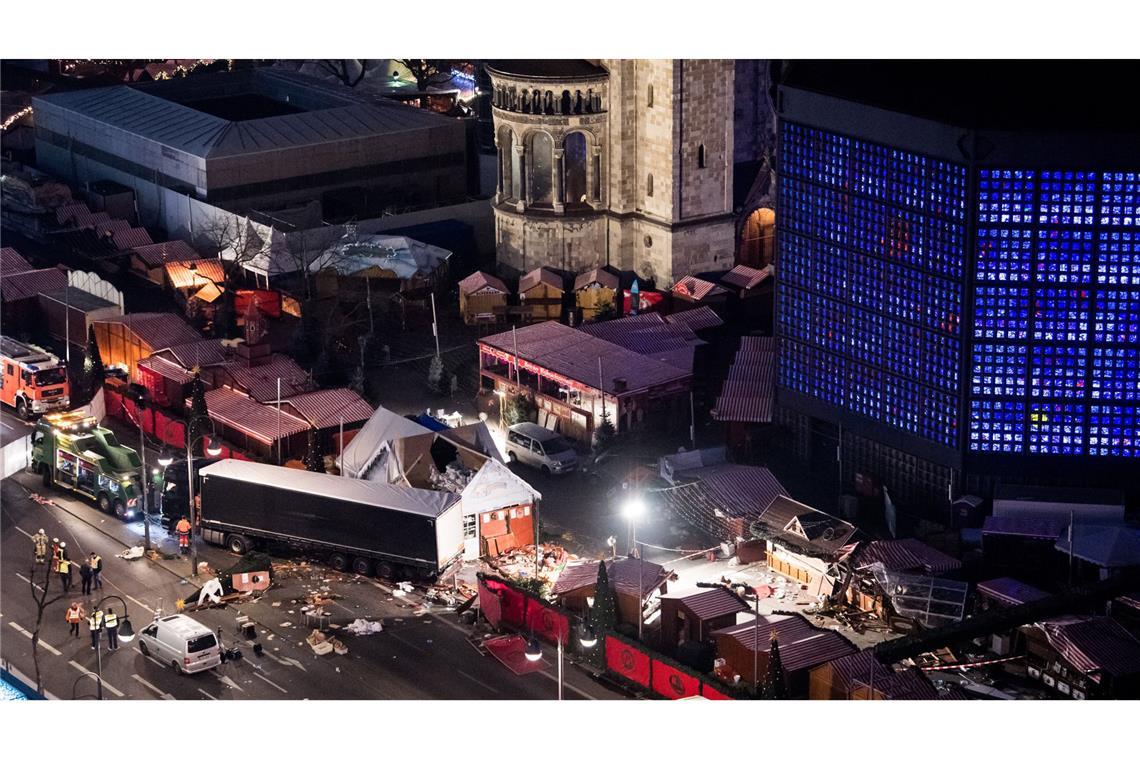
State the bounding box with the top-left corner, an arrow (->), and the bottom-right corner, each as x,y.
157,449 -> 174,467
524,637 -> 542,662
622,497 -> 646,520
116,618 -> 136,643
579,624 -> 597,649
205,437 -> 223,457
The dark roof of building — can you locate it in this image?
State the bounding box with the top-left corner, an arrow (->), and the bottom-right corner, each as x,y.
0,267 -> 69,303
458,271 -> 508,295
152,339 -> 229,370
854,538 -> 961,576
1,247 -> 33,276
220,354 -> 315,403
198,387 -> 312,444
976,577 -> 1050,607
719,264 -> 773,291
579,312 -> 704,361
1037,616 -> 1140,680
574,267 -> 619,291
35,69 -> 454,160
661,464 -> 788,522
93,313 -> 201,350
712,336 -> 777,424
713,615 -> 857,673
780,60 -> 1140,132
755,495 -> 858,557
663,306 -> 723,333
37,286 -> 118,313
551,557 -> 669,598
280,388 -> 374,430
131,240 -> 202,268
663,587 -> 749,622
672,275 -> 728,301
519,267 -> 564,293
1054,524 -> 1140,569
994,484 -> 1124,507
982,515 -> 1067,540
485,60 -> 608,80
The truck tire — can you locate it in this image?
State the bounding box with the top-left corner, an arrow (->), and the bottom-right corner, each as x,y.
416,566 -> 436,581
351,557 -> 373,576
173,660 -> 184,675
16,397 -> 29,420
41,464 -> 53,488
328,553 -> 348,572
97,493 -> 113,513
226,535 -> 251,555
508,451 -> 517,463
113,500 -> 127,519
377,562 -> 395,580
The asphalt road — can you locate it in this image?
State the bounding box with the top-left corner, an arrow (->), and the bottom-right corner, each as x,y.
0,408 -> 33,447
1,472 -> 625,700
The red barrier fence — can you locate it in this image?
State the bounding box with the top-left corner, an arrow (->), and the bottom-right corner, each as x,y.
102,385 -> 250,462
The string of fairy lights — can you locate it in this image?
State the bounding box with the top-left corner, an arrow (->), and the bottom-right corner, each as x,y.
2,106 -> 33,132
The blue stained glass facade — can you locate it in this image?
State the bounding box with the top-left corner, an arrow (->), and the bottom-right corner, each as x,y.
968,167 -> 1140,456
777,122 -> 966,449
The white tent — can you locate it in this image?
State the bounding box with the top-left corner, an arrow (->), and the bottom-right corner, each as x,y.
337,405 -> 430,479
461,458 -> 541,516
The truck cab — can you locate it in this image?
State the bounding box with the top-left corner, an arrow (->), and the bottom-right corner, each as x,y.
31,411 -> 144,520
0,336 -> 70,419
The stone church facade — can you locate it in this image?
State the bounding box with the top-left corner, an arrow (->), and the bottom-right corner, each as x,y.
487,60 -> 771,286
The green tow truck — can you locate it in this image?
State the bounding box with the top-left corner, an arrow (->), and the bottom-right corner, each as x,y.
31,410 -> 145,521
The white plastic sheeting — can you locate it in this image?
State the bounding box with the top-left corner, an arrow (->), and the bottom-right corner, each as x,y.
461,459 -> 541,517
336,405 -> 430,479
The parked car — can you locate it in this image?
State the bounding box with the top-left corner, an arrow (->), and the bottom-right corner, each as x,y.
136,614 -> 222,675
505,422 -> 578,475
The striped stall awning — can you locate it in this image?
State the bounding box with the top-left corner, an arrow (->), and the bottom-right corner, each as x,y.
197,387 -> 311,445
712,336 -> 776,423
113,228 -> 154,251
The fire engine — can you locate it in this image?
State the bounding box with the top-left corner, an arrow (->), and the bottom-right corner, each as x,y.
31,411 -> 144,520
1,337 -> 71,419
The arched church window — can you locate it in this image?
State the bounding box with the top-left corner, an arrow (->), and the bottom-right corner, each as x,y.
698,144 -> 706,168
530,132 -> 554,206
647,173 -> 654,198
647,84 -> 654,108
564,132 -> 588,206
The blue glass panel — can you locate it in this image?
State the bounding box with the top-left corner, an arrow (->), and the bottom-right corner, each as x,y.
976,227 -> 1033,282
923,332 -> 960,393
1099,172 -> 1140,227
1029,346 -> 1087,398
973,286 -> 1031,340
1094,289 -> 1140,344
1028,403 -> 1086,455
977,169 -> 1035,225
1036,229 -> 1095,284
1038,170 -> 1097,226
883,375 -> 921,435
848,307 -> 884,364
1091,347 -> 1140,402
1033,288 -> 1091,342
847,361 -> 882,420
971,344 -> 1027,397
1088,405 -> 1139,457
1098,231 -> 1140,286
969,399 -> 1024,453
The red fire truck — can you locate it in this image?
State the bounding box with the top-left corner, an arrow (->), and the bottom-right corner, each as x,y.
0,337 -> 71,419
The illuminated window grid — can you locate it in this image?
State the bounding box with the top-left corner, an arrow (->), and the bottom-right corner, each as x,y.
977,169 -> 1036,225
1028,403 -> 1086,455
809,242 -> 847,301
848,307 -> 884,364
1099,172 -> 1139,227
883,261 -> 925,324
850,196 -> 885,258
847,361 -> 883,420
1033,288 -> 1091,342
1098,231 -> 1140,286
924,275 -> 961,335
927,217 -> 965,279
776,286 -> 812,345
777,338 -> 812,397
811,294 -> 846,354
849,254 -> 884,312
921,388 -> 958,447
976,227 -> 1034,282
1094,289 -> 1140,344
1036,229 -> 1095,283
1088,405 -> 1139,457
923,332 -> 960,393
1090,347 -> 1140,402
888,150 -> 929,211
969,400 -> 1025,453
972,343 -> 1027,397
1030,346 -> 1087,399
927,159 -> 968,222
779,232 -> 813,289
814,347 -> 845,407
852,141 -> 889,201
1038,170 -> 1096,226
973,286 -> 1031,340
884,208 -> 926,270
883,320 -> 922,378
883,375 -> 921,435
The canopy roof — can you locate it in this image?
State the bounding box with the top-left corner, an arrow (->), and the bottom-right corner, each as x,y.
461,459 -> 541,516
337,405 -> 431,478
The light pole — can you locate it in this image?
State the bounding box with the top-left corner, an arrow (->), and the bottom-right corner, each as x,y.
125,383 -> 155,552
158,421 -> 222,578
622,495 -> 646,640
525,622 -> 597,700
88,594 -> 136,700
732,582 -> 761,692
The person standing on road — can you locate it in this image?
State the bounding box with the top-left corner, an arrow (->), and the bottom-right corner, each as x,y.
51,538 -> 62,572
103,608 -> 119,651
57,553 -> 73,593
88,608 -> 104,650
79,558 -> 94,596
33,529 -> 49,564
175,516 -> 191,555
65,601 -> 84,637
90,553 -> 103,589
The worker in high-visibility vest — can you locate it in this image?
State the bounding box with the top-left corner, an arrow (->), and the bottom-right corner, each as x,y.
51,538 -> 61,572
33,529 -> 49,564
57,554 -> 73,593
103,608 -> 120,651
88,609 -> 104,650
65,602 -> 84,638
175,516 -> 192,555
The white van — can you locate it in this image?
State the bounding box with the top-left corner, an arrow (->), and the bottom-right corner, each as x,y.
137,614 -> 222,675
506,422 -> 579,475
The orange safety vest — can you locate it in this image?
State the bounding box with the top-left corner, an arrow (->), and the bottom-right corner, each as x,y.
66,606 -> 82,623
175,519 -> 191,535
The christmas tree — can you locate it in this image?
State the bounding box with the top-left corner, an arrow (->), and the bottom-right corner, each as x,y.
587,560 -> 619,666
304,430 -> 325,473
186,372 -> 210,457
427,354 -> 445,394
81,325 -> 105,402
593,407 -> 616,452
760,631 -> 787,699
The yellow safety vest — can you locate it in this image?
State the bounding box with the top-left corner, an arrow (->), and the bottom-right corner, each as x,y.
104,612 -> 118,628
58,559 -> 70,573
89,612 -> 104,631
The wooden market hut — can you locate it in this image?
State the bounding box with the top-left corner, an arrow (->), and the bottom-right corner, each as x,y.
574,268 -> 619,321
518,267 -> 564,322
458,271 -> 509,325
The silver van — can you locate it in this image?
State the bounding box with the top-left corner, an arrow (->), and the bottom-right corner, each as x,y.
137,614 -> 222,675
506,422 -> 578,475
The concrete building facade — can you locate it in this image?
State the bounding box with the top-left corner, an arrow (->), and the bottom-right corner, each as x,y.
487,60 -> 769,285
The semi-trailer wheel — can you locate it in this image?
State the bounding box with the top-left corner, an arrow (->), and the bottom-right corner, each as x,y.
351,557 -> 373,576
377,562 -> 395,579
226,534 -> 251,555
97,493 -> 112,513
328,553 -> 349,572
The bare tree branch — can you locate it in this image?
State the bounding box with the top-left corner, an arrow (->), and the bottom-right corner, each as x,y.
315,60 -> 375,88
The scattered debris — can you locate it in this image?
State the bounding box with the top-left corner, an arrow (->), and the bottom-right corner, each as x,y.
347,619 -> 385,636
306,629 -> 348,656
397,582 -> 414,593
116,546 -> 146,560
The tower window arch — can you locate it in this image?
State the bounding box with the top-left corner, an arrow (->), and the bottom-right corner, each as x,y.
647,173 -> 654,198
698,144 -> 706,168
647,84 -> 654,108
564,132 -> 588,206
529,132 -> 554,206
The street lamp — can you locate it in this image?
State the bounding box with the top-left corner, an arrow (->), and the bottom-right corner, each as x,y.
525,624 -> 597,700
125,384 -> 153,552
732,582 -> 762,692
160,417 -> 222,578
87,594 -> 136,700
622,496 -> 647,640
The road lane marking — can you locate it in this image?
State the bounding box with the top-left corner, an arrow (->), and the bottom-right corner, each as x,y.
197,688 -> 217,700
15,526 -> 34,538
211,671 -> 244,691
15,572 -> 44,592
457,669 -> 499,694
145,654 -> 169,669
8,621 -> 62,655
132,673 -> 175,699
252,671 -> 288,694
123,593 -> 155,613
68,660 -> 125,697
